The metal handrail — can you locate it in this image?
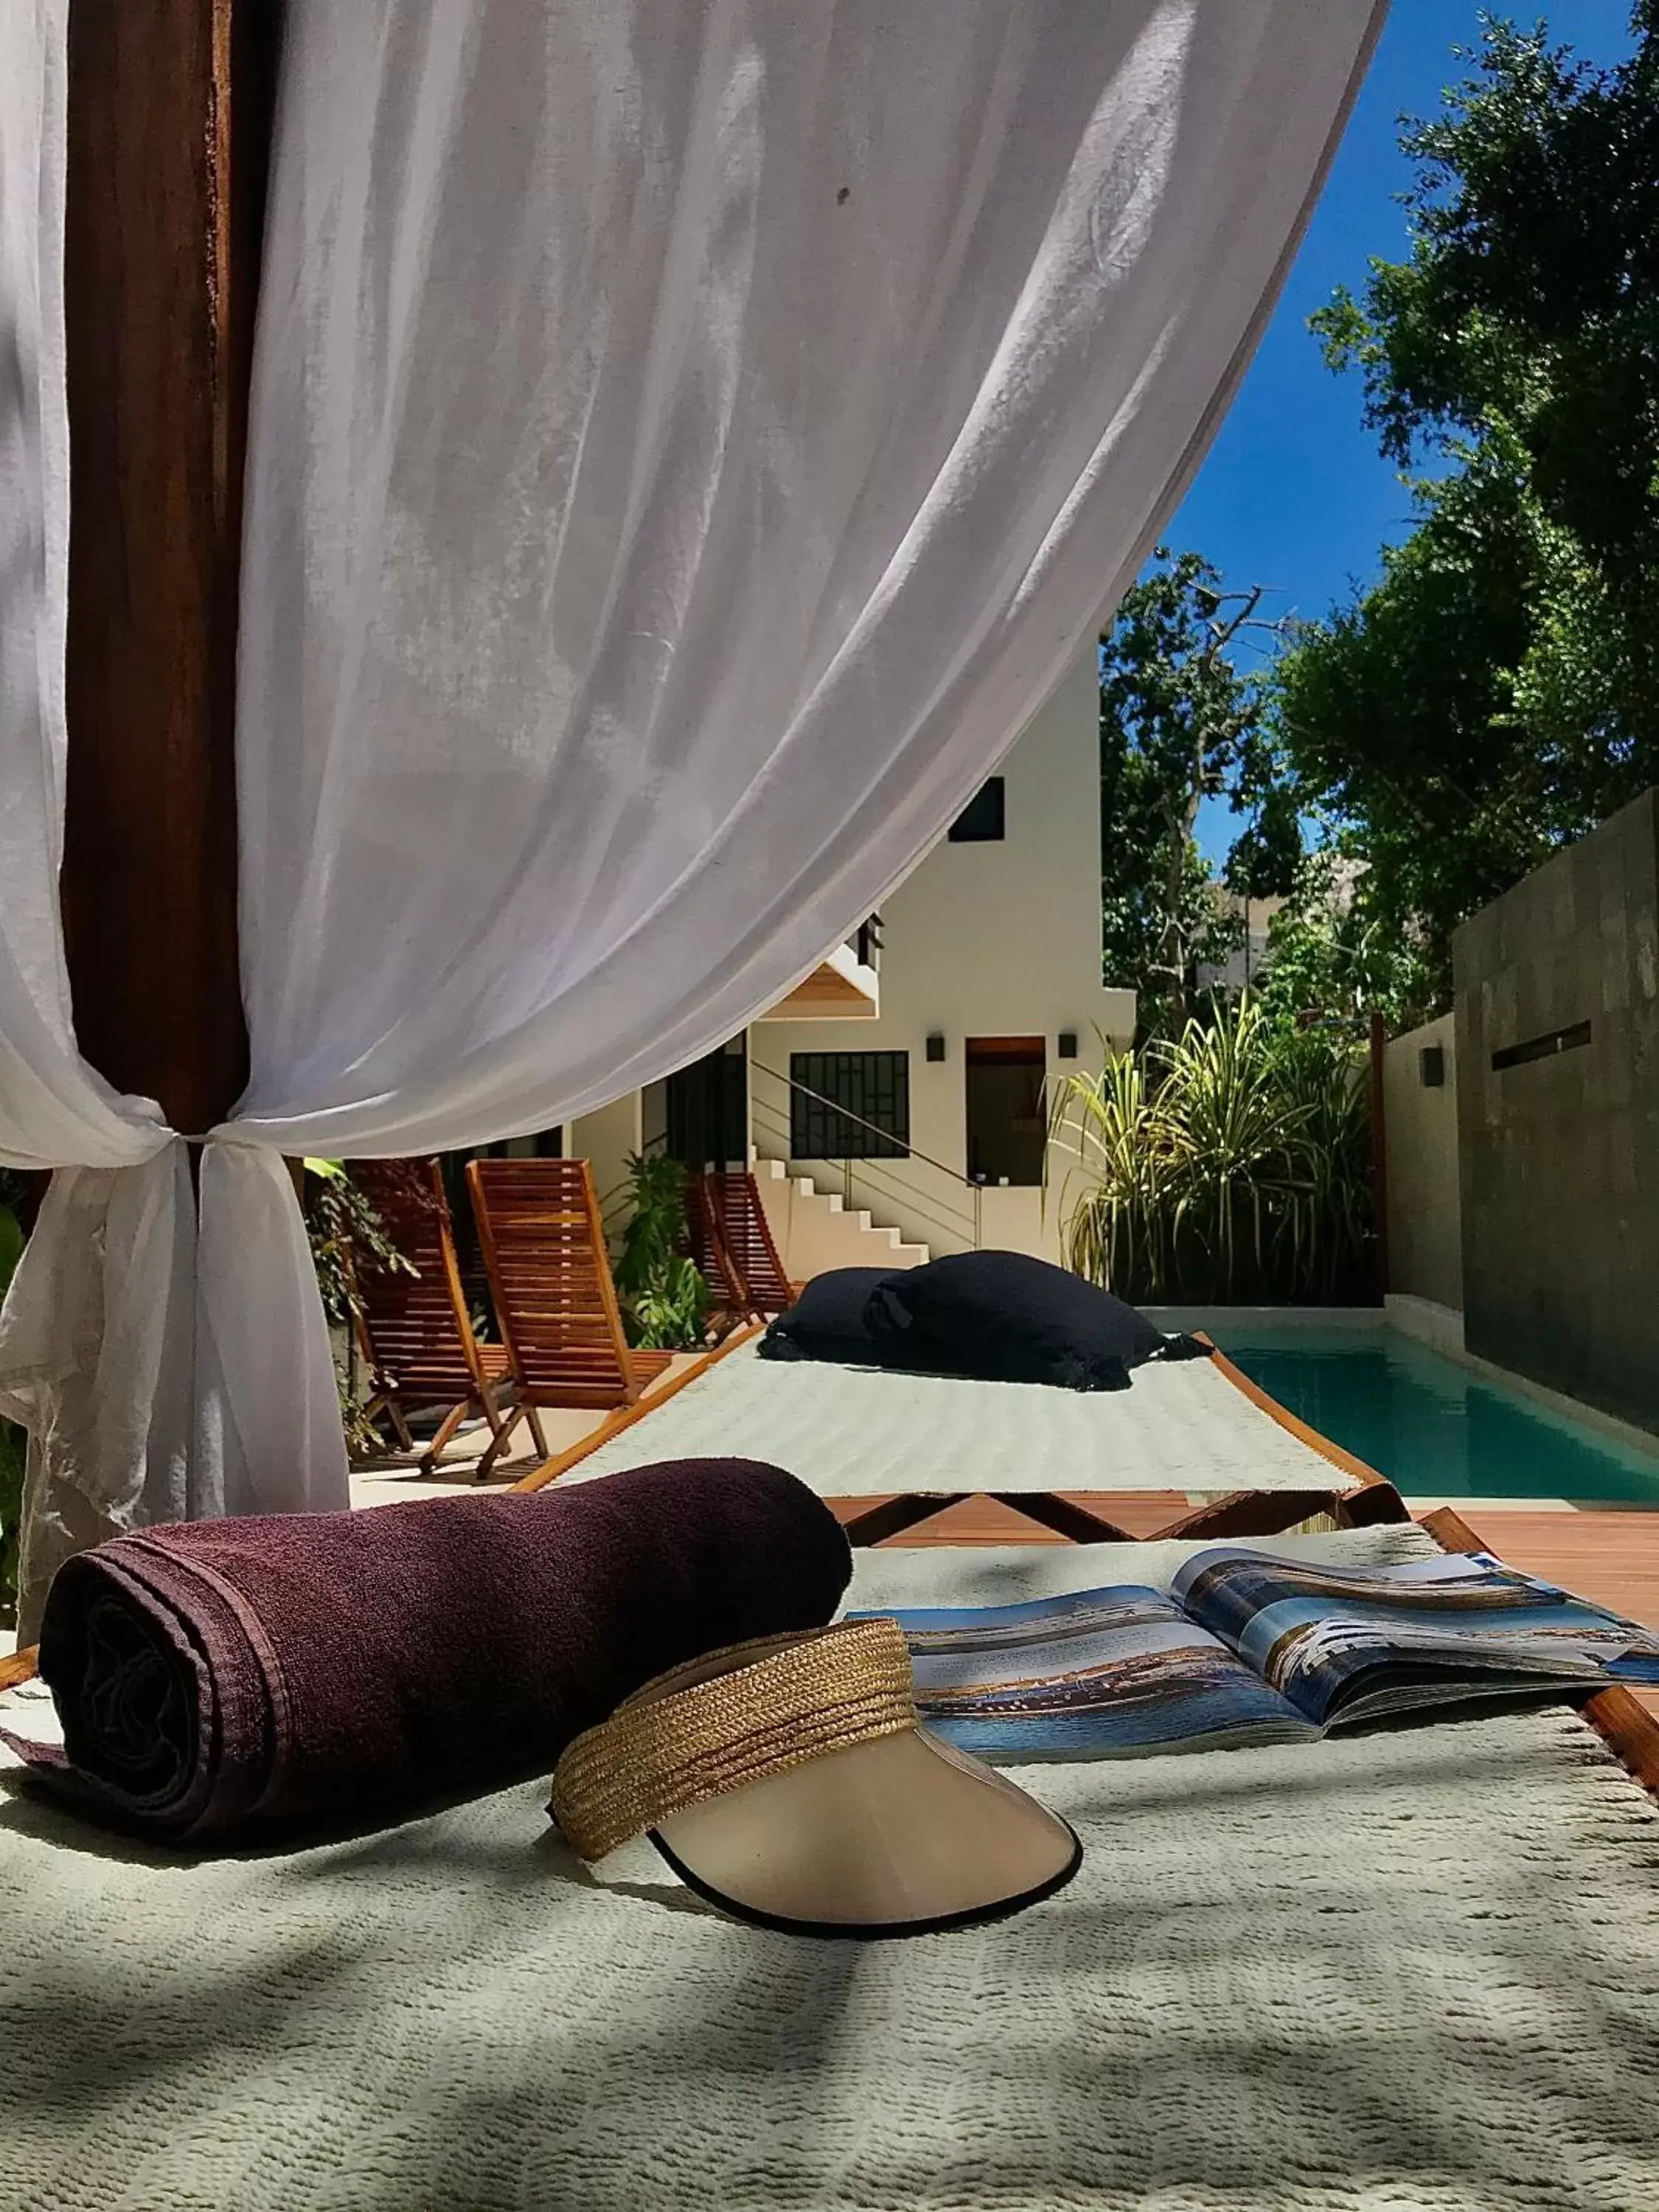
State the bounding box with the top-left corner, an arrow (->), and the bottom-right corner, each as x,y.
751,1095 -> 978,1228
748,1059 -> 983,1249
749,1060 -> 974,1190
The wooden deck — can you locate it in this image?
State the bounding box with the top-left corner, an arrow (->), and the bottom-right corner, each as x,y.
1447,1509 -> 1659,1635
1450,1508 -> 1659,1722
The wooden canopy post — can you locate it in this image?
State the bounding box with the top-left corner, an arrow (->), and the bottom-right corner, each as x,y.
58,0 -> 282,1132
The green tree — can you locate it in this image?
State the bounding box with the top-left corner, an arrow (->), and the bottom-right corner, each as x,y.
1317,9 -> 1659,594
1273,447 -> 1565,1006
1099,550 -> 1296,1036
1254,848 -> 1436,1040
1278,8 -> 1659,1002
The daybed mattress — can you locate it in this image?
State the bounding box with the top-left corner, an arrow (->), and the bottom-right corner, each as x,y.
563,1339 -> 1343,1495
4,1527 -> 1658,2211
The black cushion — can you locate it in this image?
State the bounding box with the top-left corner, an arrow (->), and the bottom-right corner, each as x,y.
1158,1331 -> 1211,1363
758,1267 -> 902,1367
863,1251 -> 1169,1391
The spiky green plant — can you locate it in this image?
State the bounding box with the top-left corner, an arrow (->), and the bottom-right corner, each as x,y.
1048,997 -> 1373,1305
1152,1001 -> 1318,1302
1044,1046 -> 1171,1295
1270,1025 -> 1373,1300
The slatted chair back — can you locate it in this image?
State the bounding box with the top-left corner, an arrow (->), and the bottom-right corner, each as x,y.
692,1169 -> 796,1318
467,1158 -> 646,1405
685,1172 -> 750,1321
350,1158 -> 486,1400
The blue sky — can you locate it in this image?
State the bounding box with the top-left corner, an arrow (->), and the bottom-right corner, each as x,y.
1176,1 -> 1638,864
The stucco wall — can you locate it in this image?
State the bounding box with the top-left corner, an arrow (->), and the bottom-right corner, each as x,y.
1382,1012 -> 1462,1312
752,651 -> 1135,1262
1454,787 -> 1659,1434
568,1092 -> 643,1225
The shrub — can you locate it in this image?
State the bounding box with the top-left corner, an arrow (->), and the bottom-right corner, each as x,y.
1048,997 -> 1374,1305
610,1152 -> 709,1349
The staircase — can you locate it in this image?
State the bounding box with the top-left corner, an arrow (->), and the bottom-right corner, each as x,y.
746,1057 -> 989,1279
750,1152 -> 930,1280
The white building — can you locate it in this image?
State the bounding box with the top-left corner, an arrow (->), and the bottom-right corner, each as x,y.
545,650 -> 1135,1273
1194,890 -> 1285,995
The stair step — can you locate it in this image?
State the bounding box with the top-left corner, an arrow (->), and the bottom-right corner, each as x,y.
751,1142 -> 933,1270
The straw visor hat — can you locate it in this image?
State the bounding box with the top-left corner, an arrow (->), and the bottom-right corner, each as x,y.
550,1616 -> 1080,1938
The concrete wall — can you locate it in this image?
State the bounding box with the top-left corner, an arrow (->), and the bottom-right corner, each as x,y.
1382,1012 -> 1462,1313
1454,787 -> 1659,1434
751,651 -> 1136,1262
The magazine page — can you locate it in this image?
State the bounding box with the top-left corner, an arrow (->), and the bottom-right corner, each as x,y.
1169,1548 -> 1659,1729
857,1584 -> 1317,1761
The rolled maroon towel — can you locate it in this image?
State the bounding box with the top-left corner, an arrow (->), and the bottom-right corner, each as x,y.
4,1459 -> 851,1842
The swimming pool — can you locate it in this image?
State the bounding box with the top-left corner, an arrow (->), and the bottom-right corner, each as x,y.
1209,1325 -> 1659,1504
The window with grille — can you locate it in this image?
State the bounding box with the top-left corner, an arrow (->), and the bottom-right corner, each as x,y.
790,1051 -> 910,1158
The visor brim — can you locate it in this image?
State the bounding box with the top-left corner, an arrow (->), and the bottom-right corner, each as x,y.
647,1723 -> 1081,1939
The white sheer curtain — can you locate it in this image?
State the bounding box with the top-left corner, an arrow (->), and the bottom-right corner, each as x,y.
0,0 -> 1385,1634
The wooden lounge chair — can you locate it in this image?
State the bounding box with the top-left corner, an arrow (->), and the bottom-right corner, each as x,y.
466,1158 -> 673,1418
350,1158 -> 543,1478
687,1169 -> 802,1323
684,1174 -> 751,1333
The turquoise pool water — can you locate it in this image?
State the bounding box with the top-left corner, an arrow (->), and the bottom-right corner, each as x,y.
1210,1326 -> 1659,1503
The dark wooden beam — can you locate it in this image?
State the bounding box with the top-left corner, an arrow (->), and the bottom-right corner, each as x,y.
827,1492 -> 1139,1546
986,1492 -> 1136,1544
58,0 -> 282,1133
1335,1478 -> 1410,1528
835,1494 -> 972,1547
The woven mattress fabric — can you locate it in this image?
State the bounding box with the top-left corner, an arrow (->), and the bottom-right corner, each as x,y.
4,1529 -> 1658,2211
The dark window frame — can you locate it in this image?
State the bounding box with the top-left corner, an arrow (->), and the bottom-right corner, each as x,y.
947,777 -> 1006,843
790,1050 -> 911,1159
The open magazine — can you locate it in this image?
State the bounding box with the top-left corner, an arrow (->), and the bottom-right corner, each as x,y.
861,1548 -> 1659,1760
